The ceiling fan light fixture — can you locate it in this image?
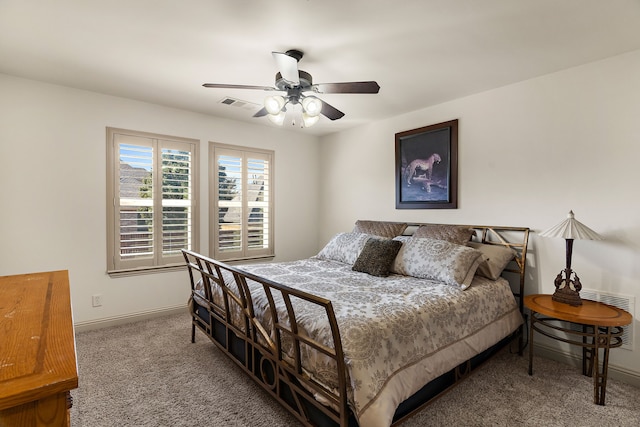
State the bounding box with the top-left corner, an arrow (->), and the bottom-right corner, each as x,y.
302,96 -> 322,117
302,113 -> 320,128
264,95 -> 286,115
267,110 -> 286,126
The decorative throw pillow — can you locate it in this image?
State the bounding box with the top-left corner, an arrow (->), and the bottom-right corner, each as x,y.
467,242 -> 516,280
352,238 -> 403,277
413,224 -> 474,246
316,232 -> 377,265
392,237 -> 484,289
353,220 -> 408,238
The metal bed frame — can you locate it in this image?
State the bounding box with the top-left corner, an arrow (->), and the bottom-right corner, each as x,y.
182,223 -> 529,426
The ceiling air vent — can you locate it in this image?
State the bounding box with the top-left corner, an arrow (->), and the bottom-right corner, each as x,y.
218,97 -> 260,111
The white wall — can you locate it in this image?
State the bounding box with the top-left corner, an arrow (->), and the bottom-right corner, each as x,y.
0,74 -> 321,326
318,49 -> 640,378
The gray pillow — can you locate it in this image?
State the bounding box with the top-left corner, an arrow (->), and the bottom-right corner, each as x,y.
316,232 -> 377,265
353,220 -> 408,238
413,224 -> 474,245
392,237 -> 484,289
467,242 -> 516,280
352,238 -> 403,277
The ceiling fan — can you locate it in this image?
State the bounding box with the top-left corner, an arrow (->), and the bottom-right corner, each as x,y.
203,50 -> 380,127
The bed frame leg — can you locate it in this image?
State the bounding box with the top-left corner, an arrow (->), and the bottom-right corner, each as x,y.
191,319 -> 196,343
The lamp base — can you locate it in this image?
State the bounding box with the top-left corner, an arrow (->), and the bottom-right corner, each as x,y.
551,270 -> 583,306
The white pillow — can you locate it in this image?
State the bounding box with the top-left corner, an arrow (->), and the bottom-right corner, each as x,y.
316,232 -> 377,265
392,237 -> 484,289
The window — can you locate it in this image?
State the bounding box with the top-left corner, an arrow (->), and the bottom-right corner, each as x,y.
107,128 -> 199,274
210,143 -> 274,261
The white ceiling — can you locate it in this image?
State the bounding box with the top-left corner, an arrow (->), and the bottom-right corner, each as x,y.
2,0 -> 640,136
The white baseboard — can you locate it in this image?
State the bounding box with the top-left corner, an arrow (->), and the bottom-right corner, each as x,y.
533,343 -> 640,388
74,304 -> 188,333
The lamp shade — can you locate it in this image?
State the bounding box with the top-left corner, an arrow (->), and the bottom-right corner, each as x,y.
302,96 -> 322,117
264,95 -> 286,115
302,113 -> 319,127
267,110 -> 286,126
539,210 -> 603,241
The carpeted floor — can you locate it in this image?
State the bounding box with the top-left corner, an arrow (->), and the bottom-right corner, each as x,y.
71,312 -> 640,427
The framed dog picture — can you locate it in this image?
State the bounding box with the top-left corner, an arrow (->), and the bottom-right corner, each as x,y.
395,119 -> 458,209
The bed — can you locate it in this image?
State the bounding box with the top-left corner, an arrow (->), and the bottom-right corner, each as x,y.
183,222 -> 530,427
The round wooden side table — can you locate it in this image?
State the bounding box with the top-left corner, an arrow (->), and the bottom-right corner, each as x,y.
524,294 -> 632,405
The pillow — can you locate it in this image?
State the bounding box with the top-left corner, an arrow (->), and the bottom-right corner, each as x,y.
352,238 -> 403,277
353,220 -> 408,238
467,242 -> 516,280
413,224 -> 474,246
316,232 -> 376,265
392,237 -> 484,289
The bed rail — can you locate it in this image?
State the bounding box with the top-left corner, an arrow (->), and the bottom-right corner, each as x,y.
182,249 -> 350,427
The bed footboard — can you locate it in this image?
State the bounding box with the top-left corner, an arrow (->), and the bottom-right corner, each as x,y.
182,249 -> 351,427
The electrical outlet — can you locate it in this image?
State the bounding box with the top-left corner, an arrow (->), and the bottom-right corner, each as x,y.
92,294 -> 103,307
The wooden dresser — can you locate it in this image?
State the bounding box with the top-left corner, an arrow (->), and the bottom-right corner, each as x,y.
0,270 -> 78,427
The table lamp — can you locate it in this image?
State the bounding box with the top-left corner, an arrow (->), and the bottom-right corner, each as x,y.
539,210 -> 603,306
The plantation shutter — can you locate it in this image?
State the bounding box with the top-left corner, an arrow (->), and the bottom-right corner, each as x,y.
246,155 -> 270,253
107,128 -> 198,273
216,151 -> 243,256
160,142 -> 194,262
115,134 -> 155,269
212,145 -> 273,261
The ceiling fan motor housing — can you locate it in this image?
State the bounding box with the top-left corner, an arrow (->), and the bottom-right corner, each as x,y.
285,49 -> 304,62
275,70 -> 313,90
275,69 -> 314,105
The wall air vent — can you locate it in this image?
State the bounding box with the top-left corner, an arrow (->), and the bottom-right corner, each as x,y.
218,97 -> 260,111
569,290 -> 635,351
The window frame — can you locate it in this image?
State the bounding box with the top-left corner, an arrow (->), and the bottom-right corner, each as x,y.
209,142 -> 274,262
106,127 -> 199,276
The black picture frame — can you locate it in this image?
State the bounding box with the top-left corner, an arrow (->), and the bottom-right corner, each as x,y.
395,119 -> 458,209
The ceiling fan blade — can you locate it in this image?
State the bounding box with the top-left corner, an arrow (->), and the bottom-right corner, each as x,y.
203,83 -> 275,91
272,52 -> 300,85
320,100 -> 345,121
253,107 -> 269,118
312,81 -> 380,94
